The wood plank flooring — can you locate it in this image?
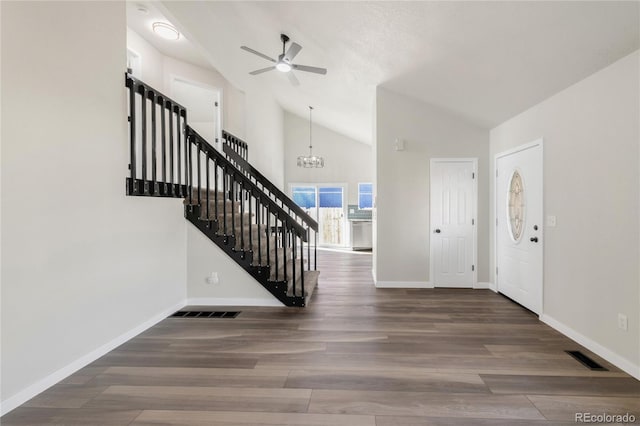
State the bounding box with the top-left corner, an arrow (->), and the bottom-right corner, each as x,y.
3,249 -> 639,425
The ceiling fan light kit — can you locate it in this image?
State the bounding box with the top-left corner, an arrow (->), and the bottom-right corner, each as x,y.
297,106 -> 324,169
241,33 -> 327,86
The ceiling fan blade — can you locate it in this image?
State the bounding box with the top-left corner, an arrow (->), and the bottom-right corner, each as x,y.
241,46 -> 276,63
283,42 -> 302,62
287,71 -> 300,87
249,66 -> 276,75
292,64 -> 327,75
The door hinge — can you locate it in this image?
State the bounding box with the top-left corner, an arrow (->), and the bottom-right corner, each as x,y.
215,101 -> 219,107
472,172 -> 475,179
472,218 -> 475,225
496,218 -> 498,226
472,265 -> 475,272
496,267 -> 498,275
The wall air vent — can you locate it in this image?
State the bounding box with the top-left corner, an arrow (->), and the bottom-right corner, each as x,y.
565,350 -> 608,371
170,311 -> 240,318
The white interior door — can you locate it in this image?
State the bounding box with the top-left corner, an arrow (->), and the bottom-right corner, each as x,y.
496,141 -> 543,314
430,159 -> 477,288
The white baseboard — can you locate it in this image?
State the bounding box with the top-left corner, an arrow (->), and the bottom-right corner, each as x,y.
474,281 -> 493,290
186,297 -> 284,307
0,300 -> 185,416
540,314 -> 640,380
371,269 -> 377,283
375,281 -> 434,288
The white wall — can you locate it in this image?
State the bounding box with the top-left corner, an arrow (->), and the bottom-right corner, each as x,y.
245,88 -> 285,188
1,2 -> 186,413
490,50 -> 640,377
375,88 -> 490,285
186,226 -> 283,305
283,111 -> 373,206
126,27 -> 247,140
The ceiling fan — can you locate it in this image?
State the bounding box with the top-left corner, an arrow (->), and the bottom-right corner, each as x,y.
241,34 -> 327,86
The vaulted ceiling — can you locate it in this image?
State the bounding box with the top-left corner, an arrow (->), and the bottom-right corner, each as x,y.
155,1 -> 638,144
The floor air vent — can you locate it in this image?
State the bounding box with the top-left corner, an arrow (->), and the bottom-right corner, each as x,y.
565,350 -> 608,371
171,311 -> 240,318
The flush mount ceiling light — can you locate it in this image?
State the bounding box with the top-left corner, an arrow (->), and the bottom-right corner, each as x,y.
297,106 -> 324,168
152,22 -> 180,41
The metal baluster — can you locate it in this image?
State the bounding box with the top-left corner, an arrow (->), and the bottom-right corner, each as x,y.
169,101 -> 174,191
150,91 -> 157,190
300,233 -> 305,297
248,190 -> 253,258
292,228 -> 296,297
314,231 -> 318,270
161,97 -> 167,184
187,130 -> 192,205
128,79 -> 136,186
183,111 -> 188,195
257,199 -> 261,266
240,183 -> 245,254
223,165 -> 227,235
196,141 -> 201,207
177,109 -> 182,195
140,86 -> 147,186
283,220 -> 288,286
206,153 -> 210,221
307,226 -> 311,271
214,158 -> 219,222
231,174 -> 236,240
273,211 -> 277,281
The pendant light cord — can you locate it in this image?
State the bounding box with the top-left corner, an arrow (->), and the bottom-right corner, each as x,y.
309,106 -> 313,156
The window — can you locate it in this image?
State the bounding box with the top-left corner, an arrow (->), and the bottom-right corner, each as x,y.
507,170 -> 524,242
358,183 -> 373,210
292,186 -> 316,209
319,187 -> 343,208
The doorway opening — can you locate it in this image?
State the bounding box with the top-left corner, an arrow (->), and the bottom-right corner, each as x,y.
290,184 -> 347,247
170,77 -> 222,150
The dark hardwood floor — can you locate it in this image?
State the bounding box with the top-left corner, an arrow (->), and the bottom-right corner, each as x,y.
3,249 -> 639,425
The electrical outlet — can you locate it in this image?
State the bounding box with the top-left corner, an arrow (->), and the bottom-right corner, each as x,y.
206,272 -> 220,285
617,313 -> 628,331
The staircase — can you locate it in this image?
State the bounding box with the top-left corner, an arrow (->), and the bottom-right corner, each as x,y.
124,73 -> 319,306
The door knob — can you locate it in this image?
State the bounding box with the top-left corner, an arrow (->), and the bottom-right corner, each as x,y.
434,229 -> 441,233
530,237 -> 539,242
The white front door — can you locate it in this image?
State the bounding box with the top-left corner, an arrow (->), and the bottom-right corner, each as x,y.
430,159 -> 477,288
496,141 -> 543,314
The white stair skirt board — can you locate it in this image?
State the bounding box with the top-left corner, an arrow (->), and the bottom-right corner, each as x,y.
474,282 -> 493,290
375,281 -> 434,288
0,301 -> 185,416
540,314 -> 640,380
186,297 -> 284,307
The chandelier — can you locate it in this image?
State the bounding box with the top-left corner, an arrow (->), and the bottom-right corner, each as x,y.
297,106 -> 324,168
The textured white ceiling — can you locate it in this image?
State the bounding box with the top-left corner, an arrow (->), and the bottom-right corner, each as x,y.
159,1 -> 638,144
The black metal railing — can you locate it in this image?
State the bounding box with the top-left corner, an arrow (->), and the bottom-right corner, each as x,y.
223,131 -> 249,162
126,73 -> 189,197
187,128 -> 310,300
222,131 -> 319,270
125,73 -> 314,304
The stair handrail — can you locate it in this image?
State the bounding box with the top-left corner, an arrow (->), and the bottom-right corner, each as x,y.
222,131 -> 319,233
187,127 -> 310,241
